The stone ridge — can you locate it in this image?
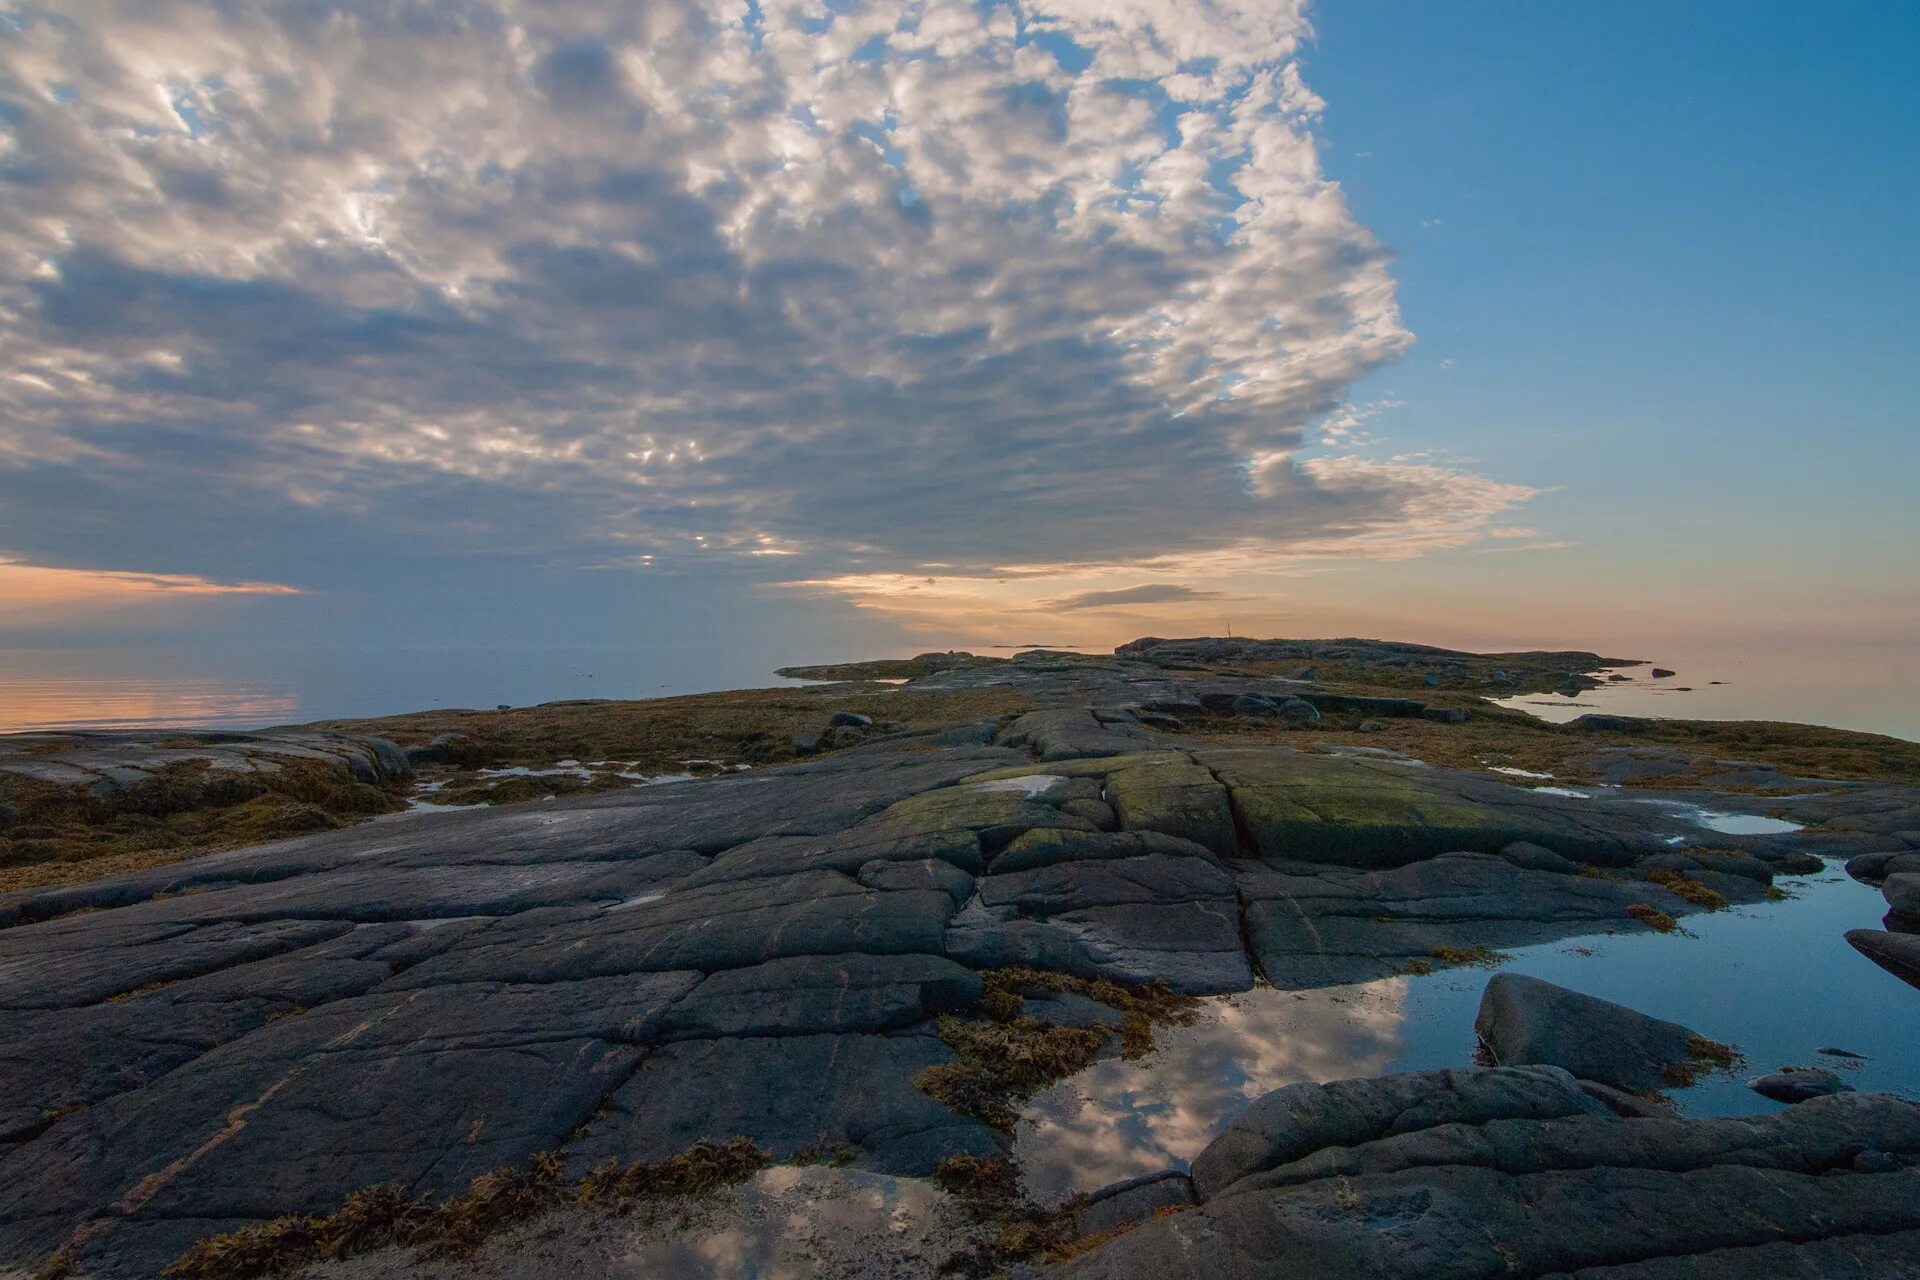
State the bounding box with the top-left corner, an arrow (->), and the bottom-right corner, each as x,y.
1051,1070 -> 1920,1278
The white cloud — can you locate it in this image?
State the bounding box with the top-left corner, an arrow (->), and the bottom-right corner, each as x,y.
0,0 -> 1541,615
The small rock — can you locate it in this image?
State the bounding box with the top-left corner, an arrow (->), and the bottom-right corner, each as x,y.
829,711 -> 874,729
1423,674 -> 1440,687
1817,1047 -> 1868,1061
1748,1067 -> 1854,1104
790,730 -> 823,754
1356,719 -> 1388,733
1230,694 -> 1279,720
0,799 -> 14,830
495,703 -> 511,711
1292,667 -> 1316,680
1650,668 -> 1677,678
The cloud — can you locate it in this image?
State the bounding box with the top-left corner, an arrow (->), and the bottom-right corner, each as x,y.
0,555 -> 298,625
0,0 -> 1544,631
1044,583 -> 1226,610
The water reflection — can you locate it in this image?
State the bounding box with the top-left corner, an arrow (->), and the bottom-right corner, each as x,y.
1016,862 -> 1920,1205
1493,644 -> 1918,741
0,668 -> 297,732
1015,980 -> 1409,1203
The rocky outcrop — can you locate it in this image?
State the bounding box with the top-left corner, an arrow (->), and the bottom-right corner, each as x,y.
0,665 -> 1911,1277
1053,1071 -> 1920,1279
0,728 -> 411,792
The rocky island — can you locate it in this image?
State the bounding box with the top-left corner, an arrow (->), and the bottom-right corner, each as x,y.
2,637 -> 1917,1279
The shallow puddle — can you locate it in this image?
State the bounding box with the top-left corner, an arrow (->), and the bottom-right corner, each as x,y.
1014,861 -> 1918,1204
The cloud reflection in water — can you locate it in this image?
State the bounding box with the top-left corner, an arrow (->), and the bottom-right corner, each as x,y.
1014,978 -> 1411,1204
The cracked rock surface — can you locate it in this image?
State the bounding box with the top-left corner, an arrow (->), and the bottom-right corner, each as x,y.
2,662 -> 1917,1278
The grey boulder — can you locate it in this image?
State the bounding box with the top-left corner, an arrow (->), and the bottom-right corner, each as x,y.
1474,973 -> 1731,1094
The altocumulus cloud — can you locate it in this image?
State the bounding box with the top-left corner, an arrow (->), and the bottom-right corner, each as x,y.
0,0 -> 1541,617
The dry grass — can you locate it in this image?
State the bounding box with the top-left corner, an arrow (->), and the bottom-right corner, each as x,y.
1626,903 -> 1679,933
1187,697 -> 1920,789
0,758 -> 404,895
312,685 -> 1031,776
918,969 -> 1199,1131
1660,1035 -> 1744,1088
1427,944 -> 1510,968
161,1141 -> 771,1280
1647,868 -> 1730,910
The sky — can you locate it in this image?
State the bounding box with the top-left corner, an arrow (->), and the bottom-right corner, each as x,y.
0,0 -> 1914,671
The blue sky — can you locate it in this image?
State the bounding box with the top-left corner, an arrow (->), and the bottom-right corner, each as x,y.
0,0 -> 1912,665
1296,0 -> 1918,642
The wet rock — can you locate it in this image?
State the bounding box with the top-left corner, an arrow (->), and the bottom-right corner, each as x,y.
1882,873 -> 1920,932
1475,973 -> 1732,1093
1748,1067 -> 1854,1104
1577,1078 -> 1678,1118
1076,1170 -> 1194,1237
1847,928 -> 1920,990
1651,667 -> 1677,678
1848,850 -> 1920,884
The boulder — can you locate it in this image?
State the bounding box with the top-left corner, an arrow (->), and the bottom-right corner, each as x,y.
1272,696 -> 1321,726
1474,973 -> 1733,1093
1748,1067 -> 1854,1104
1883,873 -> 1920,932
1847,928 -> 1920,990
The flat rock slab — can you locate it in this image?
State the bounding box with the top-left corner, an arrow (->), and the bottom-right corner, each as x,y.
0,729 -> 410,791
1237,853 -> 1706,988
564,1027 -> 1001,1177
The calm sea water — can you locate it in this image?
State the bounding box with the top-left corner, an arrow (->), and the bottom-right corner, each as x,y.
1491,642 -> 1918,741
0,647 -> 814,734
0,641 -> 1914,739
